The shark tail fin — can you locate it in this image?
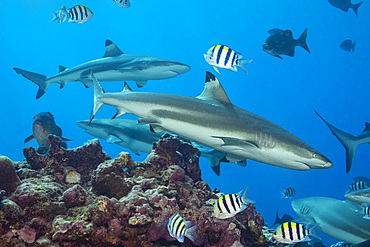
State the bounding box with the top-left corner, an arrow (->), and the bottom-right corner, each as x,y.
352,1 -> 363,16
314,110 -> 369,173
13,68 -> 49,99
297,28 -> 310,53
238,59 -> 252,74
272,211 -> 281,226
89,70 -> 105,124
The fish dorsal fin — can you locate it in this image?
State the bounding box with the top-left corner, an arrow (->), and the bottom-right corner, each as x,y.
363,122 -> 370,133
103,40 -> 124,58
196,71 -> 232,105
59,65 -> 67,72
268,28 -> 284,35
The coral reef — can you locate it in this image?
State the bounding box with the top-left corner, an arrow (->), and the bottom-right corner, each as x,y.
0,134 -> 268,246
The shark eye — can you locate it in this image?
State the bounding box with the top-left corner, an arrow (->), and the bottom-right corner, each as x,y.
312,154 -> 318,158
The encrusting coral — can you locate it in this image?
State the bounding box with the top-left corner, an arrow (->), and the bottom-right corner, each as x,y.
0,134 -> 268,246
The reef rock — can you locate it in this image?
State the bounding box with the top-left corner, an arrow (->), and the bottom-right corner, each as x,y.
0,134 -> 267,246
0,155 -> 20,195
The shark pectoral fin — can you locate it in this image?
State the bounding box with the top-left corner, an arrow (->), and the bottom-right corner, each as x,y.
107,135 -> 123,144
61,137 -> 72,142
237,160 -> 247,167
212,136 -> 259,151
135,80 -> 148,88
129,149 -> 140,156
24,134 -> 35,143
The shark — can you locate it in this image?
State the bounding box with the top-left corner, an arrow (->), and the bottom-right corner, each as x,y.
76,118 -> 246,176
314,111 -> 370,173
88,70 -> 332,171
13,40 -> 190,99
292,197 -> 370,245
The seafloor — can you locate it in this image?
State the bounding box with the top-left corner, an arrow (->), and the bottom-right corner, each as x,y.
0,134 -> 275,247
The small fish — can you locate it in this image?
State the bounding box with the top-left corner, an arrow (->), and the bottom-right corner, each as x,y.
331,241 -> 355,247
272,211 -> 294,226
273,222 -> 320,244
50,5 -> 67,23
340,39 -> 356,52
114,0 -> 130,8
67,5 -> 94,24
327,0 -> 364,16
213,188 -> 255,219
348,181 -> 368,192
356,203 -> 370,220
204,45 -> 252,74
263,28 -> 310,59
167,214 -> 197,243
281,187 -> 296,199
24,112 -> 72,155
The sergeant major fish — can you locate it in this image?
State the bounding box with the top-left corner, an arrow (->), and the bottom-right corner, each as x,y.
263,28 -> 310,59
167,214 -> 197,243
213,188 -> 254,219
66,5 -> 94,23
114,0 -> 130,8
273,222 -> 320,244
204,45 -> 252,74
348,181 -> 368,193
24,112 -> 72,155
281,187 -> 296,199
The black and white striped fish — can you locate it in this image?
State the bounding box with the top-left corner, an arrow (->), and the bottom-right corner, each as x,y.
348,181 -> 368,192
356,203 -> 370,220
273,222 -> 320,244
167,214 -> 197,243
213,188 -> 255,219
114,0 -> 130,8
281,187 -> 296,199
67,6 -> 94,24
204,45 -> 252,74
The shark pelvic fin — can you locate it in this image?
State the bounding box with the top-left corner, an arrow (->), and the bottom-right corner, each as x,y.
135,80 -> 148,88
59,65 -> 67,73
103,40 -> 124,58
196,71 -> 232,105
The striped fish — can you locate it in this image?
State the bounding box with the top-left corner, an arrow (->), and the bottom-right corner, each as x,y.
213,187 -> 255,219
204,45 -> 252,74
330,241 -> 354,247
273,222 -> 320,244
67,6 -> 94,24
356,203 -> 370,220
281,187 -> 296,199
167,214 -> 197,243
114,0 -> 130,8
348,181 -> 368,192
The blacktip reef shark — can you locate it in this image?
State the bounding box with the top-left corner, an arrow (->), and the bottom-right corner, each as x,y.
13,40 -> 190,99
88,70 -> 332,171
76,118 -> 246,176
292,197 -> 370,244
314,111 -> 370,173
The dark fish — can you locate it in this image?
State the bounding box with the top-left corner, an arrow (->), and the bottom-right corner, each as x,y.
263,28 -> 310,59
281,187 -> 296,198
272,211 -> 294,226
327,0 -> 364,16
340,39 -> 356,52
24,112 -> 72,154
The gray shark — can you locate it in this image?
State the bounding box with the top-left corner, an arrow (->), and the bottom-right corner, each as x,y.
13,40 -> 190,99
88,70 -> 332,171
292,197 -> 370,244
315,111 -> 370,173
76,118 -> 246,176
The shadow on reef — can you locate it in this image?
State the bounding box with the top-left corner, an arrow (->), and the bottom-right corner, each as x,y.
0,134 -> 268,246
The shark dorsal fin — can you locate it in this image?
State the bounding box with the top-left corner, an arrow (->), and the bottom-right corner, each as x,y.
103,40 -> 124,58
59,65 -> 67,73
196,71 -> 231,105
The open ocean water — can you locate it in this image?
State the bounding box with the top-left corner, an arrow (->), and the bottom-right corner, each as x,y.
0,0 -> 369,246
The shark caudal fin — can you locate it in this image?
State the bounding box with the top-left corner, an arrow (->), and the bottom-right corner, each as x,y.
89,70 -> 105,124
13,68 -> 49,99
315,110 -> 369,173
352,1 -> 363,16
297,28 -> 310,53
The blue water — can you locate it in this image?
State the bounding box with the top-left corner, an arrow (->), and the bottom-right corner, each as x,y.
1,0 -> 369,246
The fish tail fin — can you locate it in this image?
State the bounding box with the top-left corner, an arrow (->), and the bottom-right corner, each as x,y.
238,59 -> 252,74
185,225 -> 197,242
315,110 -> 368,173
13,68 -> 49,99
50,11 -> 59,22
272,211 -> 281,226
352,40 -> 356,52
241,187 -> 255,205
280,191 -> 286,199
297,28 -> 310,53
89,70 -> 105,124
309,224 -> 321,240
352,1 -> 363,16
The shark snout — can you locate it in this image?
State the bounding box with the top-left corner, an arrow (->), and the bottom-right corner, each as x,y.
76,120 -> 89,129
150,60 -> 190,75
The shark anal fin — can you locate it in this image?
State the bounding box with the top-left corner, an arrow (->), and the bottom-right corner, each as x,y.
24,134 -> 35,143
